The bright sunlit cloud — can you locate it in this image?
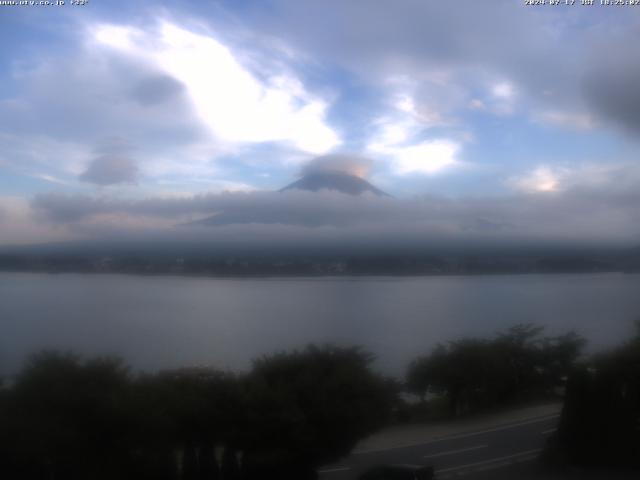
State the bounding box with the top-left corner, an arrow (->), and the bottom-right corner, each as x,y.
492,82 -> 515,99
370,138 -> 460,175
391,140 -> 460,175
508,166 -> 565,193
366,87 -> 460,175
92,21 -> 340,155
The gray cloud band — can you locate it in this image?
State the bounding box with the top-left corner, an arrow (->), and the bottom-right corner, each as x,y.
30,182 -> 640,248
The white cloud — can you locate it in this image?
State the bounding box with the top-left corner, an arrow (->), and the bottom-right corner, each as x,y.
507,162 -> 640,195
367,87 -> 460,175
390,140 -> 459,175
508,166 -> 565,193
32,174 -> 71,186
93,21 -> 341,155
392,92 -> 443,125
535,110 -> 595,130
394,94 -> 415,114
211,181 -> 258,193
376,121 -> 412,146
492,82 -> 515,100
476,80 -> 518,116
370,138 -> 460,175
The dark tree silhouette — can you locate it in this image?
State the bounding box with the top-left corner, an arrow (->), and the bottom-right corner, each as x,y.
0,345 -> 394,480
241,345 -> 395,479
2,351 -> 133,480
406,324 -> 585,417
129,367 -> 243,480
548,321 -> 640,469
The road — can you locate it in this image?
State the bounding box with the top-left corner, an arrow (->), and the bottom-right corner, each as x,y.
317,411 -> 560,480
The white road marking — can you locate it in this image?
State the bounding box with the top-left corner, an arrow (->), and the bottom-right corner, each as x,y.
439,451 -> 540,478
318,466 -> 350,474
435,448 -> 542,475
423,444 -> 488,459
354,413 -> 559,455
541,428 -> 557,435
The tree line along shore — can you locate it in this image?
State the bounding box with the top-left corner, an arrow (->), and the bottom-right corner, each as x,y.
1,323 -> 639,479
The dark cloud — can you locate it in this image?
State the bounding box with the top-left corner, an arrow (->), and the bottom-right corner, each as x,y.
80,154 -> 139,186
261,1 -> 572,97
130,74 -> 185,106
584,56 -> 640,136
32,190 -> 396,225
79,138 -> 140,186
266,1 -> 532,67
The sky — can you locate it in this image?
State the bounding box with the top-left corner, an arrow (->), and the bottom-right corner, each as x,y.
1,0 -> 640,248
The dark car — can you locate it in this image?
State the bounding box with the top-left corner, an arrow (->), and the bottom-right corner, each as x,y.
358,464 -> 434,480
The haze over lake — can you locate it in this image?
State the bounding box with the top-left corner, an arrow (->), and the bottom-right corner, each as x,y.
2,272 -> 640,378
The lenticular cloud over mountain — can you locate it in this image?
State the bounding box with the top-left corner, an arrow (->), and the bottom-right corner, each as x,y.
280,154 -> 388,196
300,154 -> 374,179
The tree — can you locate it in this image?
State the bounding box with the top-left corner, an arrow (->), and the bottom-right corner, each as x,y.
0,345 -> 398,479
2,351 -> 133,480
550,321 -> 640,469
406,344 -> 448,402
129,367 -> 243,480
406,325 -> 585,417
241,345 -> 395,479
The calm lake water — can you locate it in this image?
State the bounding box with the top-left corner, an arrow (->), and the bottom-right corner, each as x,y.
1,272 -> 640,377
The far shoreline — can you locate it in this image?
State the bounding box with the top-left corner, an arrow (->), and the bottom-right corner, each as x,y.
0,267 -> 637,280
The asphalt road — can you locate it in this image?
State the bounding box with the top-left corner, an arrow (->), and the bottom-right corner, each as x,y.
317,412 -> 560,480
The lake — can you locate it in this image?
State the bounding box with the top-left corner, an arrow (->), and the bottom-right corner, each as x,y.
1,272 -> 639,377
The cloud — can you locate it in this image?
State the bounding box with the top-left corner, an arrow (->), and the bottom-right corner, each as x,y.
300,154 -> 373,178
467,84 -> 518,117
384,76 -> 460,129
507,162 -> 640,195
26,160 -> 640,249
262,1 -> 558,96
4,1 -> 640,252
492,82 -> 515,100
484,80 -> 518,116
76,138 -> 140,186
508,166 -> 565,194
0,197 -> 74,245
391,140 -> 460,175
0,133 -> 91,181
0,32 -> 208,186
369,138 -> 460,175
80,154 -> 139,186
130,74 -> 185,106
534,111 -> 595,130
264,0 -> 545,78
92,21 -> 341,155
584,52 -> 640,137
258,0 -> 640,137
362,76 -> 464,176
0,15 -> 344,192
